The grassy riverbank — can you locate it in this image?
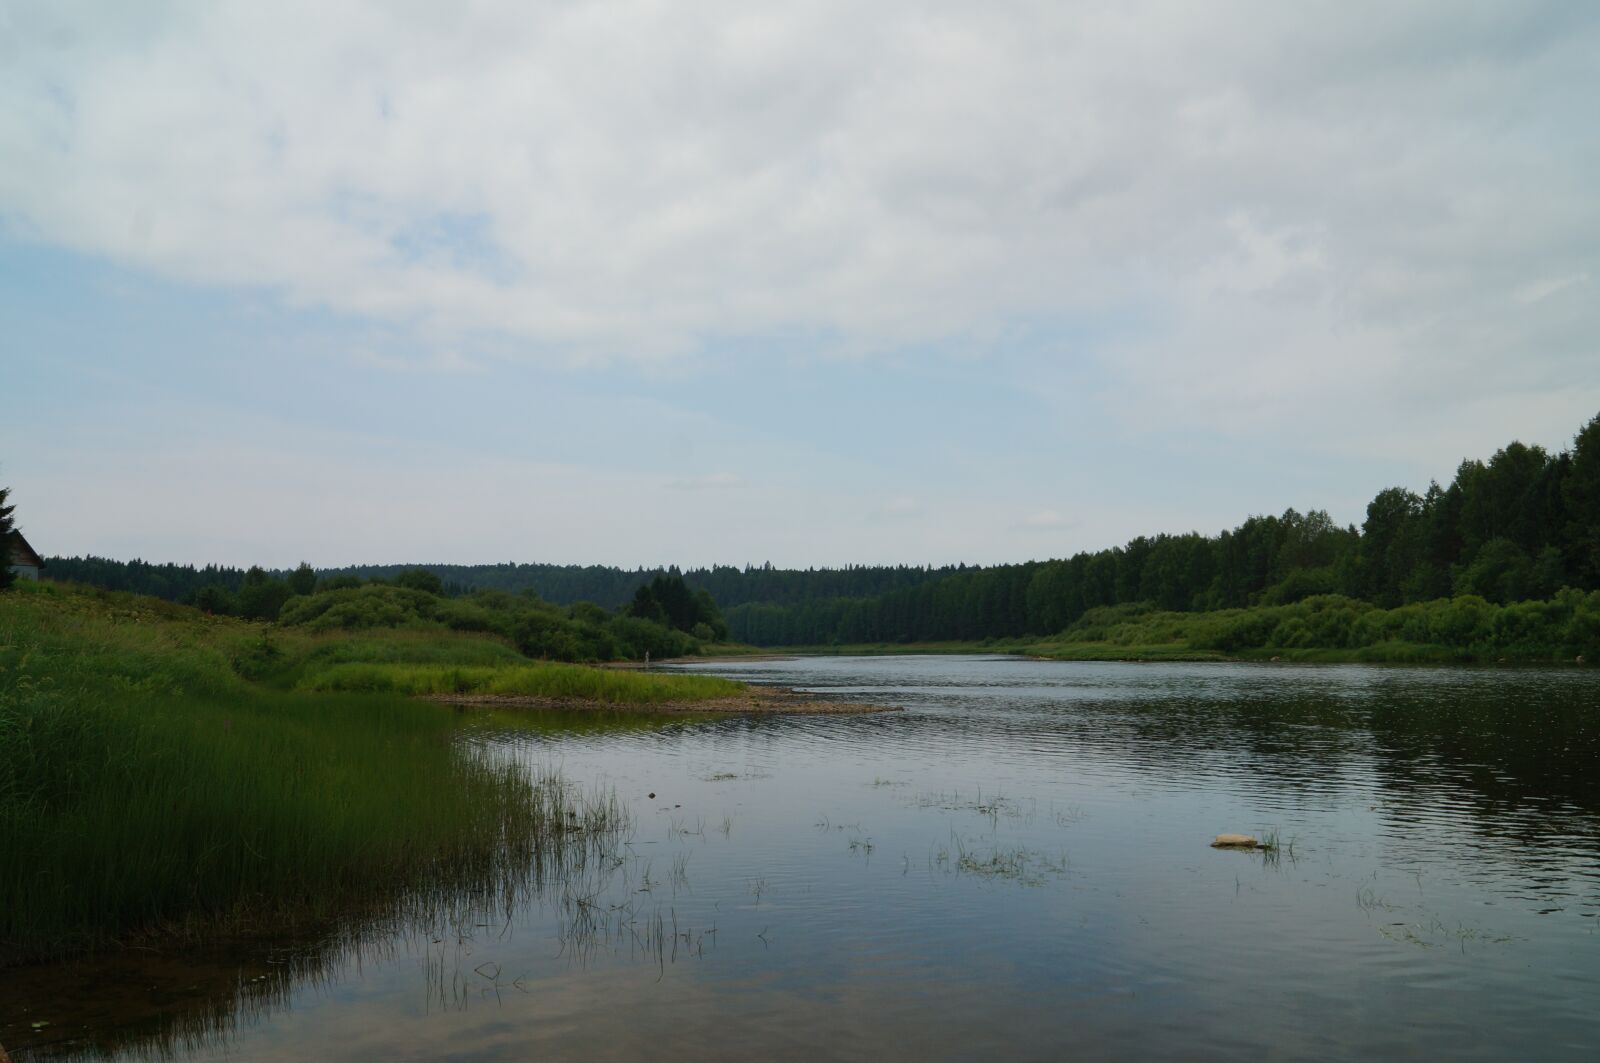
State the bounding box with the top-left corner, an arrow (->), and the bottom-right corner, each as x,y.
770,639 -> 1036,656
299,660 -> 745,701
0,582 -> 730,964
760,592 -> 1600,664
1025,593 -> 1600,664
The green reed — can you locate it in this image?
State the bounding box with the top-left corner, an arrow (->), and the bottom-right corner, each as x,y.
0,581 -> 629,965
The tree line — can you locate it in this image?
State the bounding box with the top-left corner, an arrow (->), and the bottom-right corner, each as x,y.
35,410 -> 1600,646
41,556 -> 962,613
728,412 -> 1599,645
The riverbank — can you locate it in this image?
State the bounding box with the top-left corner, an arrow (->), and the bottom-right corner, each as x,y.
1024,595 -> 1597,665
760,639 -> 1036,656
746,593 -> 1598,665
422,687 -> 898,714
0,582 -> 710,965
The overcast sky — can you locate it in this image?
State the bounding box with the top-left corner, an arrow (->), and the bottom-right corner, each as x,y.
3,1 -> 1597,569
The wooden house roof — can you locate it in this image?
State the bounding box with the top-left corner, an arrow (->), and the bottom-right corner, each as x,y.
10,532 -> 44,569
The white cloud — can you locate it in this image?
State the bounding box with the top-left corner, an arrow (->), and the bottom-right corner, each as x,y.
1513,272 -> 1590,306
351,348 -> 483,373
2,5 -> 1593,371
0,0 -> 1594,480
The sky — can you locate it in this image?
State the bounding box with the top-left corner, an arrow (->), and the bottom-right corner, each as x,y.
2,1 -> 1597,569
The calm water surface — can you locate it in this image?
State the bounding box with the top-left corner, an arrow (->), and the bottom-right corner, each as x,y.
8,656 -> 1600,1061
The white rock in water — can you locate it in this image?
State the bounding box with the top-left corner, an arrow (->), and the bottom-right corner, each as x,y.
1211,833 -> 1260,848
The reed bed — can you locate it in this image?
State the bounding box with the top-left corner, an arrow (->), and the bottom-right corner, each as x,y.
0,581 -> 632,965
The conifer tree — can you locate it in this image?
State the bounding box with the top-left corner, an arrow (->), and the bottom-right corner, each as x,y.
0,484 -> 16,592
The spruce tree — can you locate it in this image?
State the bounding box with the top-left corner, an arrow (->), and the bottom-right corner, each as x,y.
0,484 -> 16,592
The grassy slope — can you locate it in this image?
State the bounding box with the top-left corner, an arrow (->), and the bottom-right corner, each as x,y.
1022,593 -> 1600,664
0,582 -> 730,964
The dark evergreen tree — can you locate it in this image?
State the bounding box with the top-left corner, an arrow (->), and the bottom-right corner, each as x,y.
627,583 -> 667,625
0,484 -> 15,593
1564,413 -> 1600,586
394,568 -> 444,595
286,562 -> 318,596
237,566 -> 292,621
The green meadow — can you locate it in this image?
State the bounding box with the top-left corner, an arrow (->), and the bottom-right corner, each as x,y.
0,581 -> 739,965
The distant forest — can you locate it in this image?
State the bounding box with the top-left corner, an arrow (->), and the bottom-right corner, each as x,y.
45,411 -> 1600,647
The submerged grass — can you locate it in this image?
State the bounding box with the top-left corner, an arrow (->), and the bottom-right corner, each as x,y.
0,581 -> 644,966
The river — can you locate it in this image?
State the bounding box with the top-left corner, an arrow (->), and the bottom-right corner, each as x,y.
7,656 -> 1599,1060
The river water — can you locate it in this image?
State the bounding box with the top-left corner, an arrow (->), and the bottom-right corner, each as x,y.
8,656 -> 1600,1061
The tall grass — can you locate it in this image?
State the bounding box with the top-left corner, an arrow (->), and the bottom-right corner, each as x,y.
0,582 -> 629,965
297,660 -> 746,703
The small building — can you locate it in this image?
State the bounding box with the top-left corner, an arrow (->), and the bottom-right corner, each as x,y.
7,532 -> 44,581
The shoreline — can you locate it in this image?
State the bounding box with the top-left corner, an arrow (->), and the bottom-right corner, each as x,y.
599,652 -> 798,669
420,685 -> 900,715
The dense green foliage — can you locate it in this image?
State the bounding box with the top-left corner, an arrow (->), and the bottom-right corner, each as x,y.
42,555 -> 957,613
1028,590 -> 1600,663
0,582 -> 648,964
40,411 -> 1600,649
274,582 -> 706,661
39,563 -> 724,663
626,572 -> 729,641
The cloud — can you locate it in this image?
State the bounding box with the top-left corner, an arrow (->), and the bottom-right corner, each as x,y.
667,471 -> 744,491
1,0 -> 1596,520
0,2 -> 1592,400
1513,272 -> 1590,306
351,348 -> 482,373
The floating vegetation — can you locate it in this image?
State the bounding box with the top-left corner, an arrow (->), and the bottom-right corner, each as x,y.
931,835 -> 1069,887
1379,917 -> 1521,952
913,788 -> 1035,827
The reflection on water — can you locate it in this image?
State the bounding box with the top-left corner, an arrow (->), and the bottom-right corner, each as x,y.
6,657 -> 1599,1061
